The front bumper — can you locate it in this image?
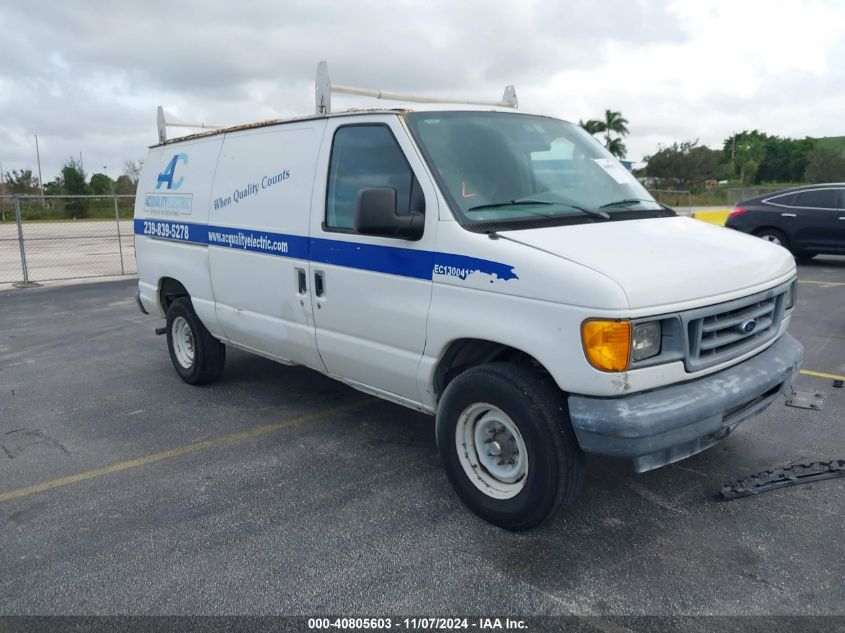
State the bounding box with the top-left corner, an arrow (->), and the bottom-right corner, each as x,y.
568,333 -> 804,472
135,289 -> 149,315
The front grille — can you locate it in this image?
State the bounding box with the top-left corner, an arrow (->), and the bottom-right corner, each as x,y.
682,282 -> 789,372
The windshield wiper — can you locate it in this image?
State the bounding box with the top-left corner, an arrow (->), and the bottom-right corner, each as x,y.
468,199 -> 610,221
599,198 -> 654,209
467,199 -> 553,211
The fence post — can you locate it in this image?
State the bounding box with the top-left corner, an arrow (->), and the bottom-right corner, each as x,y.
14,196 -> 30,285
113,196 -> 125,275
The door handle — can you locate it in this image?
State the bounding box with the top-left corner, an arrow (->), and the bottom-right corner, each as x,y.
781,213 -> 797,217
296,268 -> 307,294
839,217 -> 845,220
314,271 -> 325,297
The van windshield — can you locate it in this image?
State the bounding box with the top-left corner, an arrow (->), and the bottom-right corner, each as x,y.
404,111 -> 665,231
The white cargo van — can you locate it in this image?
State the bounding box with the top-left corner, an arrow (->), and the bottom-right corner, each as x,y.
134,64 -> 803,529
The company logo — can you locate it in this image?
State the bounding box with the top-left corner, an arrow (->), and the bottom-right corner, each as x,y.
738,318 -> 758,334
156,153 -> 188,190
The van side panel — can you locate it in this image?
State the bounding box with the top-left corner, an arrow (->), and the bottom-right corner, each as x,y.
418,220 -> 631,408
134,136 -> 224,336
207,122 -> 328,370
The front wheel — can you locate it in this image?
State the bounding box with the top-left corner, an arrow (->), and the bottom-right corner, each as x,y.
165,297 -> 226,385
436,363 -> 584,531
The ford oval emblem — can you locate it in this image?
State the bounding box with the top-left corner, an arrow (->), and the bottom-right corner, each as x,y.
739,319 -> 758,334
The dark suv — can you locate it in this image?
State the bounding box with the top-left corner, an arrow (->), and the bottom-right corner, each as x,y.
726,183 -> 845,260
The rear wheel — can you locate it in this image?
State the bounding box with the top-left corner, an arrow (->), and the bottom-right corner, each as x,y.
436,363 -> 584,531
165,297 -> 225,385
755,227 -> 789,250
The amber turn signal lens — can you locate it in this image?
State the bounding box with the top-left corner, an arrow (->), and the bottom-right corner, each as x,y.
581,320 -> 632,372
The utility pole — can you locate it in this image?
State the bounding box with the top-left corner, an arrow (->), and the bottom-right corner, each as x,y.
35,134 -> 45,205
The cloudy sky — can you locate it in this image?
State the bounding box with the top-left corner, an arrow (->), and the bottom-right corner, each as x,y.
2,0 -> 844,182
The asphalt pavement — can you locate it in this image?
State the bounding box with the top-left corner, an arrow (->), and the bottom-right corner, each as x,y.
1,259 -> 843,619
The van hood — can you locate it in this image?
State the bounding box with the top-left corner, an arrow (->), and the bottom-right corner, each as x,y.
498,216 -> 795,310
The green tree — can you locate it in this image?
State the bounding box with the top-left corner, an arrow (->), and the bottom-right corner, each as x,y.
579,110 -> 630,158
644,140 -> 724,191
88,173 -> 114,195
601,110 -> 629,150
803,147 -> 845,183
741,159 -> 759,185
114,174 -> 136,195
3,169 -> 40,194
606,138 -> 627,160
579,119 -> 604,136
44,177 -> 63,196
756,136 -> 814,183
62,157 -> 89,218
723,131 -> 767,184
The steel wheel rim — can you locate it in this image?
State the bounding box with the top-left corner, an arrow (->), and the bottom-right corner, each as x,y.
455,402 -> 528,499
172,316 -> 195,369
761,234 -> 782,246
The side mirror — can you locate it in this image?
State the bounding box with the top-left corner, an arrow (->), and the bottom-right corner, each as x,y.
354,188 -> 424,240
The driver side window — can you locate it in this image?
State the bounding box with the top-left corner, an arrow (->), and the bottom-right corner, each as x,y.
326,124 -> 422,231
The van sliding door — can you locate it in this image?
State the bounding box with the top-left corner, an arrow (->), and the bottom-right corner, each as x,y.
207,122 -> 328,371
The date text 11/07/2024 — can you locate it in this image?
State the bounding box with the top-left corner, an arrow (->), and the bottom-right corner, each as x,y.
307,617 -> 528,630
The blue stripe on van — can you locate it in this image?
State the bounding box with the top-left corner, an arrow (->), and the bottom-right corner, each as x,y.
309,236 -> 434,280
134,218 -> 518,281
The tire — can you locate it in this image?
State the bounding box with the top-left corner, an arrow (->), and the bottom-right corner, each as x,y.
436,363 -> 584,531
165,297 -> 226,385
754,228 -> 790,251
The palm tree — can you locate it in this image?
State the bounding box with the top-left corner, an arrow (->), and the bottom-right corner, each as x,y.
580,111 -> 630,158
579,119 -> 605,136
606,138 -> 627,159
601,110 -> 629,149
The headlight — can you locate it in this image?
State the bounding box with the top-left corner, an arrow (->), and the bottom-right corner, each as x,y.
581,320 -> 631,372
632,322 -> 661,362
785,280 -> 797,309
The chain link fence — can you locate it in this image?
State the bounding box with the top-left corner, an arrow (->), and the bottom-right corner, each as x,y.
647,189 -> 692,214
0,195 -> 136,286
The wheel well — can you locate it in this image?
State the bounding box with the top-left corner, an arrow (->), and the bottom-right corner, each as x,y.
433,339 -> 548,399
158,277 -> 188,313
753,226 -> 790,247
753,226 -> 786,237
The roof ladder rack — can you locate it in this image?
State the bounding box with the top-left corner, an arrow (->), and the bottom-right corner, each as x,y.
156,106 -> 224,143
315,61 -> 517,115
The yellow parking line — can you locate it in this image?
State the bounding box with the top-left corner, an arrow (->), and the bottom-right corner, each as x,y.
0,400 -> 374,504
800,369 -> 845,381
798,280 -> 845,286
